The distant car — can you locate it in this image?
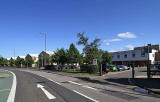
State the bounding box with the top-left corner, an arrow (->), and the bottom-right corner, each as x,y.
117,65 -> 124,71
117,65 -> 129,71
110,65 -> 118,72
127,66 -> 131,70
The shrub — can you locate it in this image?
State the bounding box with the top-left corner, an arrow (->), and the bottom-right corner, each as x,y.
80,64 -> 99,73
45,65 -> 56,70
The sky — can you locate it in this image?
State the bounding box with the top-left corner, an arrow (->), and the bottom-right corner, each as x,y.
0,0 -> 160,58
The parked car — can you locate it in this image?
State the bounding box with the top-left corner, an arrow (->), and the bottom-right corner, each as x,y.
117,65 -> 130,71
117,65 -> 124,71
110,65 -> 118,71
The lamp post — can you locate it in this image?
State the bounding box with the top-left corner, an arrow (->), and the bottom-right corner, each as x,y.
40,32 -> 47,67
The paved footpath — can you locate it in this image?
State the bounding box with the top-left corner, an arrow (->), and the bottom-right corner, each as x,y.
0,69 -> 13,102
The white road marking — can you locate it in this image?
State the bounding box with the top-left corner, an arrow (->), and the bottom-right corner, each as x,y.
37,84 -> 56,100
6,70 -> 17,102
38,74 -> 45,78
82,85 -> 97,91
68,81 -> 97,91
37,74 -> 62,85
68,81 -> 82,86
48,79 -> 62,85
73,90 -> 99,102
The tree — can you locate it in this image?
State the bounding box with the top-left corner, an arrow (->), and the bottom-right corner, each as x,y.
68,43 -> 83,65
101,51 -> 112,64
0,57 -> 8,67
77,32 -> 101,64
52,48 -> 68,65
25,57 -> 34,67
15,57 -> 25,67
9,58 -> 15,67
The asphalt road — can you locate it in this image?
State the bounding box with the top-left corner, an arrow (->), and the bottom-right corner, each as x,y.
4,68 -> 160,102
10,69 -> 95,102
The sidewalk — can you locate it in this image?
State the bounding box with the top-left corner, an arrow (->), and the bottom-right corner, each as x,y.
130,76 -> 160,95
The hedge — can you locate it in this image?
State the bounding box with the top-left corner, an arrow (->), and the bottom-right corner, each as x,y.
80,64 -> 99,73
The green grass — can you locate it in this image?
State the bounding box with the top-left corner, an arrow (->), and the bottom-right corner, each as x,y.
60,69 -> 99,76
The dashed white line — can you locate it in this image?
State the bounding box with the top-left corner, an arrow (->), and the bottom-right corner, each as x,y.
68,81 -> 98,91
73,90 -> 99,102
68,81 -> 82,86
38,75 -> 62,85
48,79 -> 62,85
82,85 -> 97,91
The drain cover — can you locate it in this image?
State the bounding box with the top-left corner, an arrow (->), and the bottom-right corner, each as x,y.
133,88 -> 149,94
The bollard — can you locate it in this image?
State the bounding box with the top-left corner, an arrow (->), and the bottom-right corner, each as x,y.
132,65 -> 135,79
100,64 -> 103,76
147,64 -> 150,79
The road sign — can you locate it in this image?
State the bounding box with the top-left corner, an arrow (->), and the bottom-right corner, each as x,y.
93,59 -> 97,65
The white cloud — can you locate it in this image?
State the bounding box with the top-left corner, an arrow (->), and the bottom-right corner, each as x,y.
104,38 -> 122,45
118,32 -> 136,38
117,45 -> 134,51
125,45 -> 134,50
110,39 -> 122,42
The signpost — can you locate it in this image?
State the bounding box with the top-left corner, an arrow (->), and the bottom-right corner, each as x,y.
93,59 -> 97,65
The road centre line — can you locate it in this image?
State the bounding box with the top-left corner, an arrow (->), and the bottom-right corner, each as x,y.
68,81 -> 98,91
48,79 -> 62,85
68,81 -> 82,86
73,90 -> 99,102
82,85 -> 97,91
37,74 -> 62,85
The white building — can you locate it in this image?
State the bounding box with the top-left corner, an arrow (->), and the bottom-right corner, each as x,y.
111,49 -> 157,67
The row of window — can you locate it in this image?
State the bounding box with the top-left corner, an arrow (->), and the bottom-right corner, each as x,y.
115,53 -> 145,59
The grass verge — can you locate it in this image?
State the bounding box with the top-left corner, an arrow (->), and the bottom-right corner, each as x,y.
59,69 -> 99,76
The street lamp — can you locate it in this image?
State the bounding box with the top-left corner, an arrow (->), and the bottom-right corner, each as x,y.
40,32 -> 47,67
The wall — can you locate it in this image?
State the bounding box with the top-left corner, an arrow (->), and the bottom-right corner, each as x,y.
111,49 -> 157,64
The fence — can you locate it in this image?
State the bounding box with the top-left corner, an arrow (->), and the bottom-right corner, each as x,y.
147,64 -> 160,79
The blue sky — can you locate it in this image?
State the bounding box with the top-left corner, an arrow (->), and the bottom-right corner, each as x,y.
0,0 -> 160,58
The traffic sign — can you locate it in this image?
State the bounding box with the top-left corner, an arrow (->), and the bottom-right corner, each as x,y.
93,59 -> 97,65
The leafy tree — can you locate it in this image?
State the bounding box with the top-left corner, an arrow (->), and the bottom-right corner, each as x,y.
52,48 -> 68,65
68,43 -> 83,65
0,57 -> 8,67
25,57 -> 34,67
15,57 -> 25,67
9,58 -> 15,67
101,51 -> 112,64
77,32 -> 101,64
35,60 -> 39,67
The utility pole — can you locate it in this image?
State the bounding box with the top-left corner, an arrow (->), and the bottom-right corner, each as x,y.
40,32 -> 47,67
14,48 -> 15,67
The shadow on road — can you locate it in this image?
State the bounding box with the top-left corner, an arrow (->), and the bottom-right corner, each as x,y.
105,78 -> 131,86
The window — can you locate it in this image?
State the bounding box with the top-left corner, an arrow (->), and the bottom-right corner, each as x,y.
153,54 -> 155,57
141,50 -> 145,57
132,54 -> 136,58
124,54 -> 127,58
117,55 -> 120,59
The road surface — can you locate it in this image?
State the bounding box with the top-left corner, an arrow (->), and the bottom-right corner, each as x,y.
2,68 -> 160,102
